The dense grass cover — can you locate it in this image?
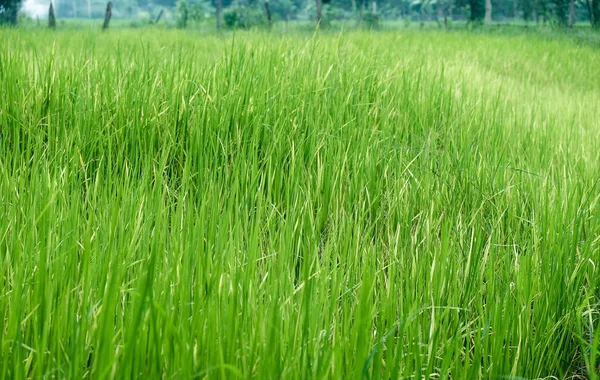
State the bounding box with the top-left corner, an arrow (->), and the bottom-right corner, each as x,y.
1,29 -> 600,378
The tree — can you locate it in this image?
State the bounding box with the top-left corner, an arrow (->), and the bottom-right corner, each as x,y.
568,0 -> 574,26
484,0 -> 492,22
268,0 -> 297,20
519,0 -> 534,21
177,0 -> 189,28
49,2 -> 56,28
264,0 -> 271,26
587,0 -> 599,26
0,0 -> 22,24
534,0 -> 549,23
553,0 -> 569,25
470,0 -> 485,21
216,0 -> 222,30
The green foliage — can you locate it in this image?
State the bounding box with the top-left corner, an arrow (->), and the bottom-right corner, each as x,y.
553,0 -> 569,25
520,0 -> 535,21
269,0 -> 296,18
1,28 -> 600,379
592,0 -> 600,27
361,9 -> 379,27
188,0 -> 215,21
321,3 -> 347,24
223,6 -> 266,28
177,0 -> 189,27
0,0 -> 21,24
469,0 -> 485,21
176,0 -> 189,27
376,2 -> 404,19
223,8 -> 240,27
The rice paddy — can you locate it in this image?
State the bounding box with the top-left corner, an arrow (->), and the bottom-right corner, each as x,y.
1,28 -> 600,378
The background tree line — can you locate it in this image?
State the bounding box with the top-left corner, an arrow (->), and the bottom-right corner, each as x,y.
1,0 -> 599,29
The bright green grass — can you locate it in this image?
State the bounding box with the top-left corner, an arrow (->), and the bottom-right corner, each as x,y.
1,28 -> 600,379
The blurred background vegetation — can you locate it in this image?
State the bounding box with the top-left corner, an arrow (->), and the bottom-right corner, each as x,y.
1,0 -> 599,31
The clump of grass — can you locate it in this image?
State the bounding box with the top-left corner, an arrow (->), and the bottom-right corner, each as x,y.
0,29 -> 599,378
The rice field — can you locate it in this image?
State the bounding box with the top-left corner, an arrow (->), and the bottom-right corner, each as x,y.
1,28 -> 600,378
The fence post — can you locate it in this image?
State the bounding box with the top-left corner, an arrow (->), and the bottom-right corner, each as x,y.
102,2 -> 113,30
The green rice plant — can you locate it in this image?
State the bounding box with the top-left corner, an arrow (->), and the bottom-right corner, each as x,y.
0,28 -> 599,378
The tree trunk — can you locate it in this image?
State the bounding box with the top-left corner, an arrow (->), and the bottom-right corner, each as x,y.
568,0 -> 575,27
589,0 -> 600,27
436,5 -> 443,28
155,9 -> 164,23
88,0 -> 92,18
316,0 -> 322,26
216,0 -> 222,31
102,2 -> 112,30
264,0 -> 272,27
485,0 -> 492,24
49,2 -> 56,28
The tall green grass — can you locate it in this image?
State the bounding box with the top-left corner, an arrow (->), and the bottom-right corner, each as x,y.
1,29 -> 599,378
